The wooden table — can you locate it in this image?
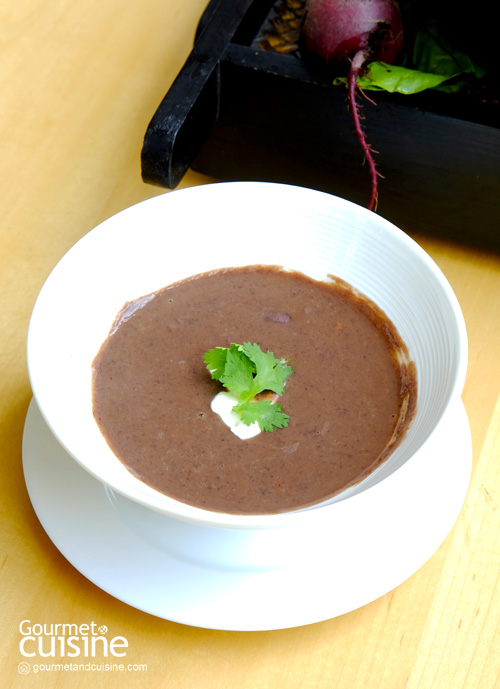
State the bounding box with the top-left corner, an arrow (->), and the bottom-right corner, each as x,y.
1,1 -> 499,687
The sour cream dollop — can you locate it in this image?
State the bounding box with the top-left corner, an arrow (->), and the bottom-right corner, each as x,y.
210,391 -> 261,440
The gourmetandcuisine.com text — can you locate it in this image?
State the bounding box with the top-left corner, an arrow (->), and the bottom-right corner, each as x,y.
19,662 -> 147,674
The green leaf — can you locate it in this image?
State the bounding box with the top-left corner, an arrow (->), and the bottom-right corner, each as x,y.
220,345 -> 255,397
412,28 -> 485,81
241,342 -> 293,399
339,62 -> 455,95
203,341 -> 293,433
332,22 -> 487,97
234,400 -> 290,432
203,346 -> 229,380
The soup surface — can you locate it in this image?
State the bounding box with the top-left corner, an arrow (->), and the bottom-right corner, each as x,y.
92,265 -> 417,514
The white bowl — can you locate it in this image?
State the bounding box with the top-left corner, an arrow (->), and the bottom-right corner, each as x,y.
27,182 -> 467,531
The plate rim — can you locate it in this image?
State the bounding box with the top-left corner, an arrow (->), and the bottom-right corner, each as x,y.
22,396 -> 472,631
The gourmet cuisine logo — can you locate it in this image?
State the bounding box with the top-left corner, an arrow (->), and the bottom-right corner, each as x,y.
19,620 -> 128,658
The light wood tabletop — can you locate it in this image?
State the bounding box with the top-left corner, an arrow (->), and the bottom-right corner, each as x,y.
1,1 -> 499,687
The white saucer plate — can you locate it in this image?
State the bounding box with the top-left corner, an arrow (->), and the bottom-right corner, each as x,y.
23,398 -> 471,631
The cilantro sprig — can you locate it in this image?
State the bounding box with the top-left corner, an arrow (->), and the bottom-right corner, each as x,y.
203,342 -> 293,432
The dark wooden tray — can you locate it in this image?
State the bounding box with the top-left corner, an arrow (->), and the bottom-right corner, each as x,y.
141,0 -> 500,251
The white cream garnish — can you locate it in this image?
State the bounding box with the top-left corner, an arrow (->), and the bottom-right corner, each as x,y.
210,391 -> 261,440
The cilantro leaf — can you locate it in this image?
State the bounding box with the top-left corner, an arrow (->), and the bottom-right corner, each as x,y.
241,342 -> 293,399
234,400 -> 290,432
203,346 -> 229,380
203,342 -> 293,433
219,345 -> 255,397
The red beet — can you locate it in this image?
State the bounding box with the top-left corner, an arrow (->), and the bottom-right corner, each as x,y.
301,0 -> 404,210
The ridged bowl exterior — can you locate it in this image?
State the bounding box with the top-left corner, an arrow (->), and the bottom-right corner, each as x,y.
27,182 -> 467,528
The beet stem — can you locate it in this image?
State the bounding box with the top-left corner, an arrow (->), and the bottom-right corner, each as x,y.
348,51 -> 380,211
